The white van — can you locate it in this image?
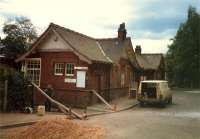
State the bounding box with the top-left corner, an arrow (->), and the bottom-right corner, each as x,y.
137,80 -> 172,106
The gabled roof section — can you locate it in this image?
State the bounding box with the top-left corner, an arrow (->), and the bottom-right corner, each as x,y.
51,23 -> 112,63
15,25 -> 52,62
96,37 -> 139,68
96,38 -> 128,63
135,53 -> 163,70
16,23 -> 112,64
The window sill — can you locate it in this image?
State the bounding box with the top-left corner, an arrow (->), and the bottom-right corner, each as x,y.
65,74 -> 74,77
54,73 -> 63,76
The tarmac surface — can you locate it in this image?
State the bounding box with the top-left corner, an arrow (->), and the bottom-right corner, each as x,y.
1,89 -> 200,139
86,89 -> 200,139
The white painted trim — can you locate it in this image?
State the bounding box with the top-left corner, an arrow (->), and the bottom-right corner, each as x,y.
74,66 -> 88,70
54,63 -> 64,76
54,73 -> 63,76
25,58 -> 41,87
65,74 -> 74,77
96,41 -> 113,63
64,78 -> 76,83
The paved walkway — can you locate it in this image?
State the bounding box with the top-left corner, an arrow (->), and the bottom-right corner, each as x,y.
86,96 -> 138,115
0,96 -> 138,128
71,96 -> 138,116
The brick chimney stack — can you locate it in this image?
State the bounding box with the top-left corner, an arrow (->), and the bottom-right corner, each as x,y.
135,45 -> 141,54
118,23 -> 127,41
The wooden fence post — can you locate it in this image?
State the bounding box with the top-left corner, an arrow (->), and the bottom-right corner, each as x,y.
3,80 -> 8,112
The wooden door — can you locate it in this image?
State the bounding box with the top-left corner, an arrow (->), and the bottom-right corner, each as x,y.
76,71 -> 86,88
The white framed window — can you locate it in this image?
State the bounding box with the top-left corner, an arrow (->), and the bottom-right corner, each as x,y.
65,63 -> 74,76
54,63 -> 64,75
25,58 -> 41,86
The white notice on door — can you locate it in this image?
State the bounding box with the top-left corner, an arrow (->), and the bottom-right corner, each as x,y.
76,71 -> 86,88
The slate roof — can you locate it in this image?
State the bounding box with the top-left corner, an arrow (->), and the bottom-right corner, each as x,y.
96,38 -> 129,62
16,23 -> 138,67
96,38 -> 139,67
135,53 -> 163,70
52,24 -> 112,63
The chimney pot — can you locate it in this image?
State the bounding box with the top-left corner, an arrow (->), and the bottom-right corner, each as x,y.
135,45 -> 142,54
118,22 -> 127,41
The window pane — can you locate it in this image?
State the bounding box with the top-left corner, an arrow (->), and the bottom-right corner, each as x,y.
65,63 -> 74,75
54,63 -> 64,75
26,59 -> 41,86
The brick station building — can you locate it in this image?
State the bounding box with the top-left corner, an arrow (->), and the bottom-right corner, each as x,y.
16,23 -> 164,107
16,23 -> 140,107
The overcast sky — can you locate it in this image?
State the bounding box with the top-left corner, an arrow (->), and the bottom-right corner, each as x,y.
0,0 -> 200,53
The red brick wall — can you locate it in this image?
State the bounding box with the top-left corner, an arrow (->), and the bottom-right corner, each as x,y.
110,58 -> 134,88
29,52 -> 88,89
28,52 -> 89,105
86,63 -> 111,103
28,52 -> 134,106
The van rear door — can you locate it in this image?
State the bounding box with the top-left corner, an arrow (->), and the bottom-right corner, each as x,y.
141,83 -> 157,99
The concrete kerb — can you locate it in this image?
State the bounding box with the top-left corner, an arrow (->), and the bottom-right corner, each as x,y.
0,121 -> 37,129
0,103 -> 138,129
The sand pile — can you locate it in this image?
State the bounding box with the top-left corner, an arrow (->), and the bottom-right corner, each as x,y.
9,118 -> 105,139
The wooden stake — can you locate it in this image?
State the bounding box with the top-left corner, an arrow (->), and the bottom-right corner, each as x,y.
31,82 -> 83,120
91,90 -> 114,111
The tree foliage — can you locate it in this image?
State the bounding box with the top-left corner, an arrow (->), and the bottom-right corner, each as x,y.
0,65 -> 33,111
1,17 -> 37,58
166,6 -> 200,88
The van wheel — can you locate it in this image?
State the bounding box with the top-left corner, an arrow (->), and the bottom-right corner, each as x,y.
168,97 -> 172,104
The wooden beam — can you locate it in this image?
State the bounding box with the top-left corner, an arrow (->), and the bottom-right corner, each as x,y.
91,90 -> 115,111
31,82 -> 83,120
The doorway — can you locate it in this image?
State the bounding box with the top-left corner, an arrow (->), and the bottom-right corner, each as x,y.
76,71 -> 86,88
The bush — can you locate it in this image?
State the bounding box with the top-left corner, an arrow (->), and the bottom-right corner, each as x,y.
0,65 -> 33,111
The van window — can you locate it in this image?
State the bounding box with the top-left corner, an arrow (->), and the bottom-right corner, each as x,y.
141,83 -> 157,98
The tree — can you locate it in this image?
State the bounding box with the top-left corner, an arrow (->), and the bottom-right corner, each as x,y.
0,65 -> 33,111
166,6 -> 200,88
1,17 -> 37,58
